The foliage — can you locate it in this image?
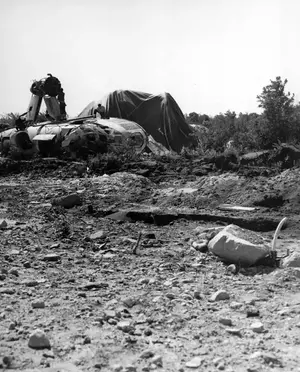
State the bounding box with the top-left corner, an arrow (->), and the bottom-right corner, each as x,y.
257,77 -> 296,146
0,113 -> 18,132
186,112 -> 210,125
0,112 -> 50,132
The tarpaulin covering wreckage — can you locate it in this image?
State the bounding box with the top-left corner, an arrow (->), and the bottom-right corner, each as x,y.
79,90 -> 196,153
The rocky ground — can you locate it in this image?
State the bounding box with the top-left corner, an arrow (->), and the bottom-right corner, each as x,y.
0,158 -> 300,372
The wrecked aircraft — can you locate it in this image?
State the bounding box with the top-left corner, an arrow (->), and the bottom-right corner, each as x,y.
0,117 -> 148,157
0,76 -> 195,157
0,75 -> 148,157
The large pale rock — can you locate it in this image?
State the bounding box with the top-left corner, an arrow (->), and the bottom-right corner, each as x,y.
208,224 -> 269,266
282,251 -> 300,268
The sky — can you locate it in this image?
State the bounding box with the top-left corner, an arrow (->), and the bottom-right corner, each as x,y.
0,0 -> 300,117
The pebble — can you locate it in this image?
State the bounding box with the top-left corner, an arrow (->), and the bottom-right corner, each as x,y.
0,288 -> 15,294
186,356 -> 203,368
52,193 -> 82,209
42,350 -> 55,358
103,310 -> 116,320
112,364 -> 123,372
210,290 -> 230,301
230,301 -> 243,309
219,318 -> 232,326
0,274 -> 6,280
83,336 -> 91,344
23,280 -> 39,287
90,230 -> 106,240
140,349 -> 155,359
194,291 -> 204,300
226,264 -> 237,274
2,356 -> 13,367
165,292 -> 176,299
0,312 -> 6,320
138,277 -> 150,285
0,219 -> 7,228
151,355 -> 163,366
250,352 -> 282,366
144,328 -> 152,336
213,357 -> 223,366
32,300 -> 45,309
8,268 -> 19,276
123,297 -> 137,308
117,320 -> 134,333
8,321 -> 16,330
124,366 -> 137,372
43,254 -> 61,262
192,241 -> 208,252
250,322 -> 264,333
246,307 -> 260,317
28,329 -> 51,349
23,261 -> 31,268
226,328 -> 242,336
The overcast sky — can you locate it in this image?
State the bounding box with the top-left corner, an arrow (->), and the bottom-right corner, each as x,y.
0,0 -> 299,117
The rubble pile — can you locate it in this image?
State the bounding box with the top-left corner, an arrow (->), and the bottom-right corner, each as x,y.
0,168 -> 300,372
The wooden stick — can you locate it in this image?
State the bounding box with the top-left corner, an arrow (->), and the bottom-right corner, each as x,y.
132,232 -> 142,255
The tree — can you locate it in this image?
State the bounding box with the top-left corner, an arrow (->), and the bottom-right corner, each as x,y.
257,77 -> 295,145
187,112 -> 200,124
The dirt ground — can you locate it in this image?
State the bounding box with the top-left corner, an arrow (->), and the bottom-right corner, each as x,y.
1,159 -> 300,372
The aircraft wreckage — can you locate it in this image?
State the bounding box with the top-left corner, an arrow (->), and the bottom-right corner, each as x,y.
0,74 -> 196,157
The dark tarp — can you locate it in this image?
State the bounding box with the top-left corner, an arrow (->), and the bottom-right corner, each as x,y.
79,90 -> 196,153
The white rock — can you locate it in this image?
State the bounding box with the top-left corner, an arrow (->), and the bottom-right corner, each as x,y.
210,290 -> 230,301
90,230 -> 106,240
28,329 -> 51,349
230,301 -> 243,309
250,321 -> 264,333
186,356 -> 202,368
208,224 -> 269,266
192,240 -> 208,252
112,365 -> 123,372
283,251 -> 300,268
226,264 -> 237,274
